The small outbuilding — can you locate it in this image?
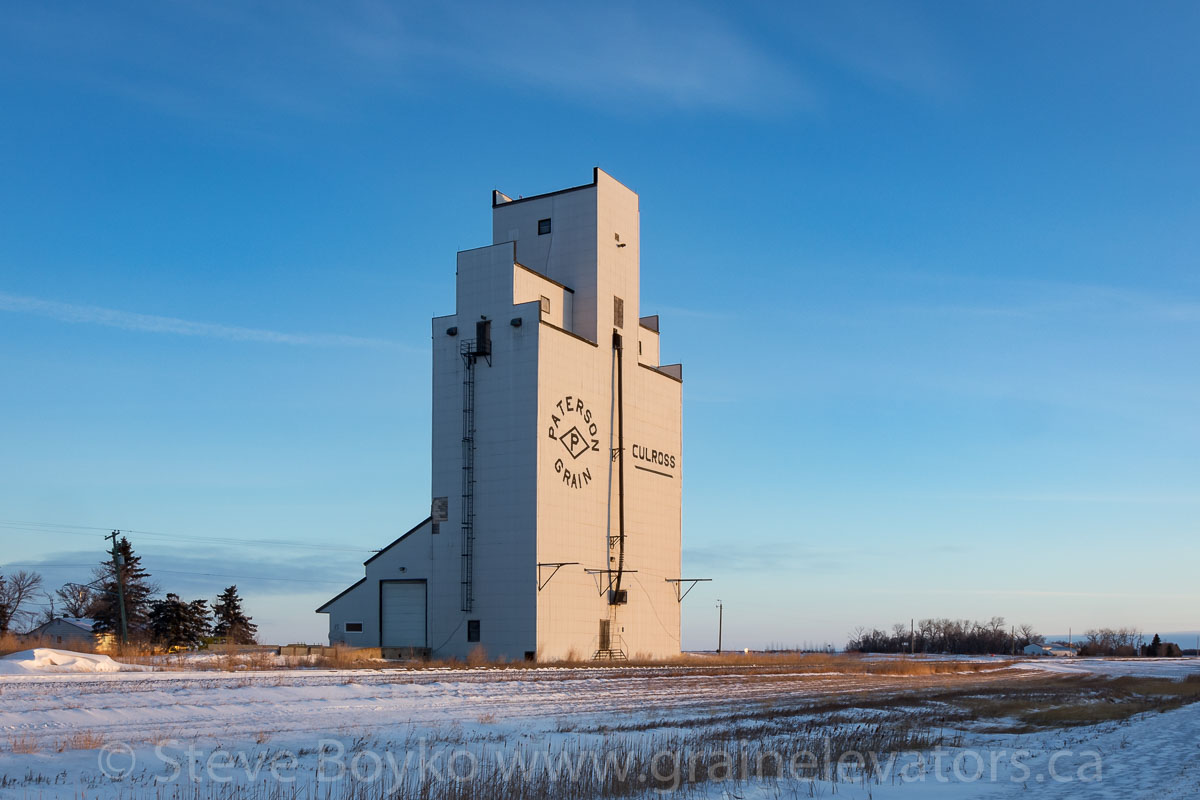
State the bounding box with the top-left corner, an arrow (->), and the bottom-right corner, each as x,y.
22,618 -> 111,650
1023,642 -> 1076,657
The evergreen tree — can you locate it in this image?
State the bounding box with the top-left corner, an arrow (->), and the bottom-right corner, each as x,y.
88,537 -> 157,639
148,594 -> 212,649
1149,633 -> 1162,657
189,598 -> 213,644
212,585 -> 257,644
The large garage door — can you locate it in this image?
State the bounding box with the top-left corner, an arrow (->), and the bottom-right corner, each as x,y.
380,581 -> 426,648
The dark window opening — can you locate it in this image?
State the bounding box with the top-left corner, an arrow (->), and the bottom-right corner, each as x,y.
524,651 -> 536,662
537,218 -> 551,235
345,622 -> 363,633
475,319 -> 491,357
467,620 -> 480,642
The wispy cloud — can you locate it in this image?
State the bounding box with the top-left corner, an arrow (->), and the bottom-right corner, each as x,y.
769,1 -> 961,100
415,3 -> 813,114
0,291 -> 414,350
3,2 -> 958,122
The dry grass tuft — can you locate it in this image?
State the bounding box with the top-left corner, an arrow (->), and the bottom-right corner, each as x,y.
8,735 -> 38,754
56,731 -> 107,752
466,644 -> 489,667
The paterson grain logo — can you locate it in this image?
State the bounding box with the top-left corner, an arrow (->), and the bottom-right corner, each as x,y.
548,394 -> 599,489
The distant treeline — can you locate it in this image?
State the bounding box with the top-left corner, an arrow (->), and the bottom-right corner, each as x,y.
846,617 -> 1041,655
1076,628 -> 1183,657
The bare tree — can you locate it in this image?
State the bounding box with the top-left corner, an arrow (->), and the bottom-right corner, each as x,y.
1017,623 -> 1042,648
55,584 -> 96,619
0,571 -> 44,633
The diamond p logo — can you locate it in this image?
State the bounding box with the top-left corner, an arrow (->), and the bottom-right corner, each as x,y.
559,426 -> 590,460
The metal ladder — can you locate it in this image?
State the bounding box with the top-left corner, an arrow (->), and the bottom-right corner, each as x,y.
460,339 -> 477,612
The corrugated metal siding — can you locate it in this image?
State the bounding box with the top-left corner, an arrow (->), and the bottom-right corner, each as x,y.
380,581 -> 426,648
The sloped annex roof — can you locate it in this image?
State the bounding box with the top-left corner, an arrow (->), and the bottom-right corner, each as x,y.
315,517 -> 431,613
362,517 -> 432,567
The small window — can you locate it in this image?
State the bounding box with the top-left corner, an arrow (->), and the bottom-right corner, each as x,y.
540,295 -> 550,315
613,296 -> 624,328
344,622 -> 363,633
537,218 -> 551,235
638,340 -> 642,355
467,620 -> 481,642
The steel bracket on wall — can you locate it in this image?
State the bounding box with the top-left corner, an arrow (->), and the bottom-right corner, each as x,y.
665,578 -> 712,603
584,567 -> 639,597
536,562 -> 579,591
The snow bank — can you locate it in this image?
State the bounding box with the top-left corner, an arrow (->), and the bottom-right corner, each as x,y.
0,648 -> 146,675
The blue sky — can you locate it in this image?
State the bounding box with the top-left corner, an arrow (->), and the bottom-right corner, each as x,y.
1,2 -> 1197,648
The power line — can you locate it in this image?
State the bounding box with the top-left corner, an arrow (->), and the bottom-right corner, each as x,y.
0,520 -> 378,554
1,563 -> 347,585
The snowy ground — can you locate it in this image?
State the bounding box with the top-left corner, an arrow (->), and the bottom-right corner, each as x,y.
2,653 -> 1198,799
1023,656 -> 1200,679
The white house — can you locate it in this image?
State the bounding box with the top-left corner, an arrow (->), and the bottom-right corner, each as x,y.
1023,643 -> 1077,657
22,618 -> 111,650
319,169 -> 686,661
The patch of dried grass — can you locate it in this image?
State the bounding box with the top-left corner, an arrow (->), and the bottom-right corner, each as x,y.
8,735 -> 38,754
56,731 -> 106,751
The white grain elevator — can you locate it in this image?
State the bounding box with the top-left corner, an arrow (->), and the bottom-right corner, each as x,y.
319,168 -> 685,660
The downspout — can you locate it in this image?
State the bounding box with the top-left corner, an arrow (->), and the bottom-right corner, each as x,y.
612,330 -> 627,601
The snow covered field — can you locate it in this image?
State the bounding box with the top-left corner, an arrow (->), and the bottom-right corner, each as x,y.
2,652 -> 1198,799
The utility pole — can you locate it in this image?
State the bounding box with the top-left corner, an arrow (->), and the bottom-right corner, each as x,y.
716,600 -> 723,654
105,530 -> 129,648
